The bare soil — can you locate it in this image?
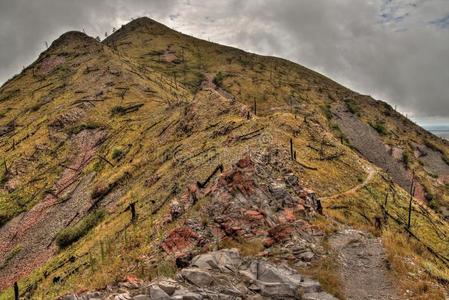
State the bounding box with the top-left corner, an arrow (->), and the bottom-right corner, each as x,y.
329,229 -> 401,300
0,129 -> 105,289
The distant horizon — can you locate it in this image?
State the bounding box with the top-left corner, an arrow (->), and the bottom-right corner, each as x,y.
421,124 -> 449,130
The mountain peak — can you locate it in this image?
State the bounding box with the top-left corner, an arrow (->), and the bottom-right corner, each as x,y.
50,31 -> 98,49
104,16 -> 172,45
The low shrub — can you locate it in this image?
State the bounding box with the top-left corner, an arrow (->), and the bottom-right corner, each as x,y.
91,184 -> 110,200
371,121 -> 388,135
67,122 -> 102,135
111,147 -> 124,161
344,98 -> 359,115
110,106 -> 127,116
213,71 -> 226,88
323,104 -> 332,120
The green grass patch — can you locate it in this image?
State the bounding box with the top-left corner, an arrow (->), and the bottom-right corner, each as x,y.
213,71 -> 227,88
0,244 -> 23,270
66,122 -> 103,135
56,210 -> 105,249
322,104 -> 332,120
111,147 -> 125,161
370,120 -> 388,136
344,98 -> 359,115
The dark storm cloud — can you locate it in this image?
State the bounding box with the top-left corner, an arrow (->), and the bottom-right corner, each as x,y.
1,0 -> 448,123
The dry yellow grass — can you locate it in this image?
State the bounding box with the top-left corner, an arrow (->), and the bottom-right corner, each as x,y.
1,17 -> 448,298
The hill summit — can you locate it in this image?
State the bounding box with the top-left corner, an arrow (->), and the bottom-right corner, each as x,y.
0,17 -> 449,299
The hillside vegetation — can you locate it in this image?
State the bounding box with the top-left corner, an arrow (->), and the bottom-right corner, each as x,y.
0,17 -> 448,299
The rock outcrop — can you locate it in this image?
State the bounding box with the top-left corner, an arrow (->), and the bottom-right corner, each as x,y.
61,249 -> 337,300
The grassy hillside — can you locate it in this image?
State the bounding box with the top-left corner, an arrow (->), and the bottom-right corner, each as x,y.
0,17 -> 448,299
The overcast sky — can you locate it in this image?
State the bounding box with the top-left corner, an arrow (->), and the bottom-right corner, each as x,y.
0,0 -> 448,125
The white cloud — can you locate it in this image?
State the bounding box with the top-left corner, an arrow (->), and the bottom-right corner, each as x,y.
0,0 -> 448,123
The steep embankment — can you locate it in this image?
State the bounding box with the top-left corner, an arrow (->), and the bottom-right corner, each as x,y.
0,17 -> 448,299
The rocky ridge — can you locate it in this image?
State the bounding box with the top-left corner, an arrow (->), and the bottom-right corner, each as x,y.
61,249 -> 337,300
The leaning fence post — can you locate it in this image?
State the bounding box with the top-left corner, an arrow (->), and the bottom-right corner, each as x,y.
407,185 -> 415,230
407,173 -> 415,230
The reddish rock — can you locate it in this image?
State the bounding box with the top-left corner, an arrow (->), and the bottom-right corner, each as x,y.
188,184 -> 198,194
161,227 -> 200,256
245,210 -> 264,220
296,203 -> 305,212
252,229 -> 269,236
278,208 -> 296,224
219,169 -> 255,196
219,222 -> 244,237
263,237 -> 275,248
125,274 -> 142,285
268,224 -> 294,242
237,155 -> 252,169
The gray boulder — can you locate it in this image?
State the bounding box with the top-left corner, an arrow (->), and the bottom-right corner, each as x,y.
191,248 -> 241,273
171,291 -> 203,300
181,268 -> 213,287
299,277 -> 322,293
246,261 -> 302,285
252,281 -> 298,298
133,295 -> 151,300
302,292 -> 339,300
156,279 -> 178,296
149,285 -> 171,300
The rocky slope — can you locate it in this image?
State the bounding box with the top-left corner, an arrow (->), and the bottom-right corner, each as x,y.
61,248 -> 338,300
0,17 -> 449,299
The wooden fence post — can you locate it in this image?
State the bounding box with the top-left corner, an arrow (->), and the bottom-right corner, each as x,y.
130,203 -> 137,222
100,240 -> 105,261
14,282 -> 19,300
290,138 -> 294,160
383,192 -> 389,223
254,98 -> 257,116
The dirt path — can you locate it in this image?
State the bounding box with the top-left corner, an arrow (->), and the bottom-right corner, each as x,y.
323,164 -> 377,201
329,229 -> 401,300
200,72 -> 235,102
